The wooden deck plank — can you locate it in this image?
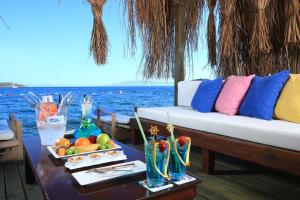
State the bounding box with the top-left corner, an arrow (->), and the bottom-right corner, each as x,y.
0,164 -> 5,200
4,161 -> 26,200
17,161 -> 43,200
189,149 -> 300,199
203,154 -> 300,199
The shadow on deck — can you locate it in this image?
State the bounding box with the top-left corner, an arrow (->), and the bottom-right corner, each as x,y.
1,144 -> 300,200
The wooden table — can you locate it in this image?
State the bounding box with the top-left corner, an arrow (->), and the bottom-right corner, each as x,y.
23,136 -> 200,200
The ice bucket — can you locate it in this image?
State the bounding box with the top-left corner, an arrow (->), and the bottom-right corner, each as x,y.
35,108 -> 67,146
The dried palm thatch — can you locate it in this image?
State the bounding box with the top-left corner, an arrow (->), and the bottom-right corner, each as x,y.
124,0 -> 204,79
249,0 -> 272,55
284,0 -> 300,45
267,0 -> 286,73
218,0 -> 237,77
88,0 -> 108,65
233,0 -> 251,76
185,0 -> 205,66
248,0 -> 272,74
123,0 -> 136,56
207,0 -> 217,66
284,0 -> 300,73
121,0 -> 300,78
124,0 -> 175,78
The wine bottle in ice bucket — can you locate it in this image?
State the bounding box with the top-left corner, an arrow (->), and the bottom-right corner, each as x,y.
24,92 -> 74,146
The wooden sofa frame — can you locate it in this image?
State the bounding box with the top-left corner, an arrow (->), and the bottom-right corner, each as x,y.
0,113 -> 23,161
130,117 -> 300,176
96,108 -> 131,141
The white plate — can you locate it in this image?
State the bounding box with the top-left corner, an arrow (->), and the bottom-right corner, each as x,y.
47,144 -> 122,159
65,151 -> 127,170
72,160 -> 146,186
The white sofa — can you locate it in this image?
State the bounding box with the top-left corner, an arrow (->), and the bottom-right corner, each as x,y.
133,80 -> 300,175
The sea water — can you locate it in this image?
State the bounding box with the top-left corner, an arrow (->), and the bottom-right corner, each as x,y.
0,86 -> 173,137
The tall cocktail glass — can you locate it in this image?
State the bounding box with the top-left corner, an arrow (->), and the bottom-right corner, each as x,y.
168,137 -> 191,181
144,141 -> 170,187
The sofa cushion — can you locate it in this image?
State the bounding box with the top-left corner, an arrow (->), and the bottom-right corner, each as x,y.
137,106 -> 300,151
275,74 -> 300,124
191,78 -> 223,112
0,119 -> 14,141
177,80 -> 201,107
215,74 -> 254,115
101,113 -> 131,124
239,70 -> 290,120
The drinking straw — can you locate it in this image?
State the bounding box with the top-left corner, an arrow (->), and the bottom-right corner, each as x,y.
167,112 -> 175,141
134,112 -> 148,144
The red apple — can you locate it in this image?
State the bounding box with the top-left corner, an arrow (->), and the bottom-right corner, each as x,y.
158,141 -> 167,152
89,135 -> 97,144
178,136 -> 187,147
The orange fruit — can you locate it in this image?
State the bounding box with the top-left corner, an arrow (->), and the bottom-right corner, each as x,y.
55,138 -> 71,148
58,148 -> 66,156
75,138 -> 91,146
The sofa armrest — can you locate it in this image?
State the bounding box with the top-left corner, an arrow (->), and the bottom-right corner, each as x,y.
0,113 -> 24,160
9,113 -> 22,142
96,108 -> 116,130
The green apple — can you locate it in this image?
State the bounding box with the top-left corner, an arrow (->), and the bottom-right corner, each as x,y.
106,144 -> 112,149
100,144 -> 107,150
96,133 -> 110,145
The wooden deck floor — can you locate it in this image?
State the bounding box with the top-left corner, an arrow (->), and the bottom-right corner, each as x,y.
1,145 -> 300,200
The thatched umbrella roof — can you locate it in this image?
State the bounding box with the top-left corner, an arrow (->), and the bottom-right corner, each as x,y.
89,0 -> 300,78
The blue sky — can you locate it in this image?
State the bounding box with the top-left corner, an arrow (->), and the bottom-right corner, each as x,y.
0,0 -> 212,86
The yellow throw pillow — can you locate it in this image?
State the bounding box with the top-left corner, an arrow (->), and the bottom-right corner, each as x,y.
275,74 -> 300,124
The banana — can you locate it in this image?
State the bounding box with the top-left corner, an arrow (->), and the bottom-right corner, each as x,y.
69,144 -> 99,153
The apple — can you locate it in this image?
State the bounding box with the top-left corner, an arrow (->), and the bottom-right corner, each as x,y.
158,141 -> 167,152
96,133 -> 110,145
178,136 -> 187,147
89,135 -> 97,144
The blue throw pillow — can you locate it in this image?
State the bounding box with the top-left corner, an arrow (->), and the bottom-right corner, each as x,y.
239,70 -> 290,120
191,78 -> 223,112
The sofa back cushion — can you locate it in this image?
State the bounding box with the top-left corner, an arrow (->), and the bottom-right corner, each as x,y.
191,78 -> 223,112
178,80 -> 201,107
275,74 -> 300,124
215,74 -> 255,115
239,70 -> 290,120
0,119 -> 14,140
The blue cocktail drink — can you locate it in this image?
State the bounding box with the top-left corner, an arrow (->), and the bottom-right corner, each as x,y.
168,136 -> 191,181
73,95 -> 101,139
144,142 -> 170,187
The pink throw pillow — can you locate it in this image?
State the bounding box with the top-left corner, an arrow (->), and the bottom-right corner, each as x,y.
215,74 -> 255,115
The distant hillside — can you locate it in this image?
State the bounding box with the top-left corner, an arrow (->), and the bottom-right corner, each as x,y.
0,82 -> 25,88
109,81 -> 173,87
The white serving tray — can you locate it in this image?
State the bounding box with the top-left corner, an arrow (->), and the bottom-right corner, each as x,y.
65,151 -> 127,170
47,144 -> 122,159
72,160 -> 146,186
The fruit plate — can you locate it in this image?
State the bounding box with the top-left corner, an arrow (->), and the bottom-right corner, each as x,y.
72,160 -> 146,186
47,144 -> 122,159
65,150 -> 127,170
